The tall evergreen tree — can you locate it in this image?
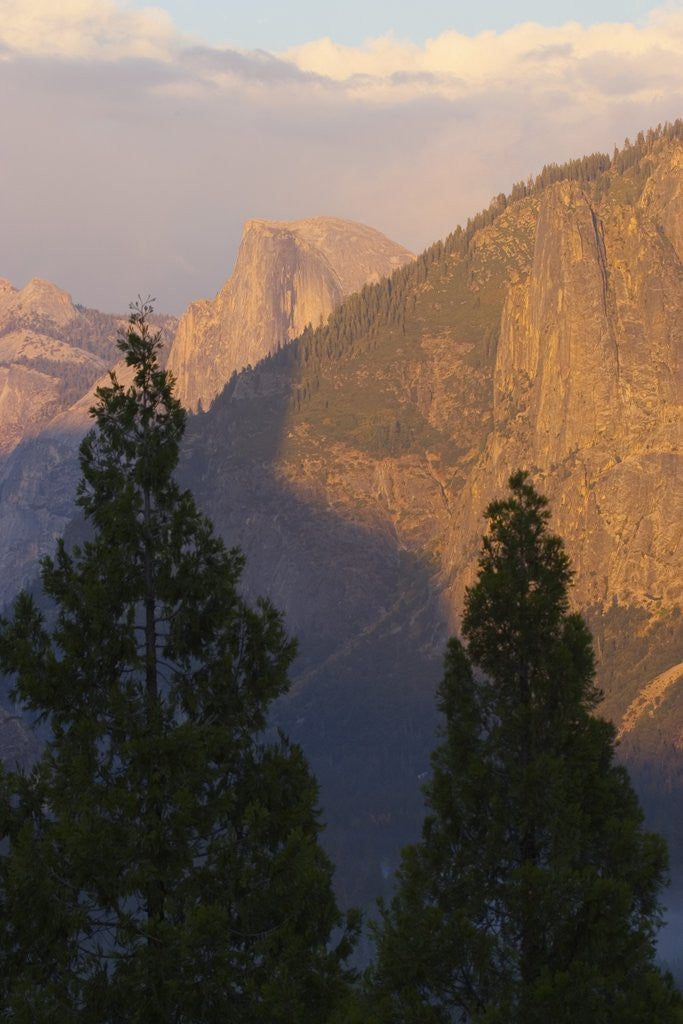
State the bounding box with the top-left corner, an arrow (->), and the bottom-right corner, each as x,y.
369,472 -> 681,1023
0,301 -> 356,1023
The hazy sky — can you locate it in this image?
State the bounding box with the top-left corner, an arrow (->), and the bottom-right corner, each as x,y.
1,0 -> 682,314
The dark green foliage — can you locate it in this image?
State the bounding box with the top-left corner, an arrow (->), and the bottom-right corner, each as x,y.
0,302 -> 356,1022
369,472 -> 682,1023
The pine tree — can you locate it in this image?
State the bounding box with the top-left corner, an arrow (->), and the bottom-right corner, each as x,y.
369,472 -> 681,1023
0,301 -> 356,1023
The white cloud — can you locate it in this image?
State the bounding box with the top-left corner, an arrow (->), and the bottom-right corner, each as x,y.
4,2 -> 681,99
282,12 -> 683,103
0,0 -> 183,60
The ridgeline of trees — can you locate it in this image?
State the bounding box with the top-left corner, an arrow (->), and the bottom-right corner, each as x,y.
9,353 -> 106,409
232,119 -> 683,415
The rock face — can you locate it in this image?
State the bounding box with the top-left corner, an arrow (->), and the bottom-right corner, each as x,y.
445,170 -> 682,616
0,369 -> 117,602
0,279 -> 117,457
0,363 -> 63,457
0,279 -> 179,459
0,276 -> 78,331
167,217 -> 414,411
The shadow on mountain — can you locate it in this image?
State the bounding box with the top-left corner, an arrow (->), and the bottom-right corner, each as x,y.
0,334 -> 449,923
179,359 -> 449,915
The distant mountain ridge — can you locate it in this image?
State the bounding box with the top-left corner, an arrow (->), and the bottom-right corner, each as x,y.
0,278 -> 106,457
0,284 -> 175,603
0,278 -> 177,457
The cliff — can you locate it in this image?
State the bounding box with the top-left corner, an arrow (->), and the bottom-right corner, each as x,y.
167,217 -> 414,411
0,279 -> 179,459
0,279 -> 106,456
446,163 -> 682,617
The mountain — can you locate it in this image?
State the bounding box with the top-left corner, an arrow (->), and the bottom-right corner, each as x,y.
175,125 -> 683,907
1,124 -> 681,920
0,288 -> 176,600
0,278 -> 178,458
167,217 -> 414,411
0,278 -> 107,456
0,220 -> 409,608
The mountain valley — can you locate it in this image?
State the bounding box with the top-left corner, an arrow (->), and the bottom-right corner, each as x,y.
1,125 -> 682,922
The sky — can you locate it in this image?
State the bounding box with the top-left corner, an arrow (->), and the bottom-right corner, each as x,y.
128,1 -> 662,49
1,0 -> 682,314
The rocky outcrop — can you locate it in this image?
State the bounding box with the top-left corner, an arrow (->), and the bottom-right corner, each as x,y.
445,166 -> 682,617
0,277 -> 78,332
0,277 -> 176,600
0,360 -> 138,603
0,279 -> 177,458
0,363 -> 63,456
0,279 -> 110,456
167,217 -> 413,411
640,142 -> 683,262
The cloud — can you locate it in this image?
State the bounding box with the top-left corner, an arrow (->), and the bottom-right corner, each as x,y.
282,12 -> 683,103
0,0 -> 182,60
0,2 -> 682,315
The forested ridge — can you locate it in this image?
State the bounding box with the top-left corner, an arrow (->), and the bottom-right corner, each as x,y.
225,118 -> 683,405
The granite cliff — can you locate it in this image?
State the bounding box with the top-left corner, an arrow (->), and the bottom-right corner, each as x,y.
0,278 -> 178,458
454,160 -> 682,616
167,217 -> 414,411
0,223 -> 407,605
